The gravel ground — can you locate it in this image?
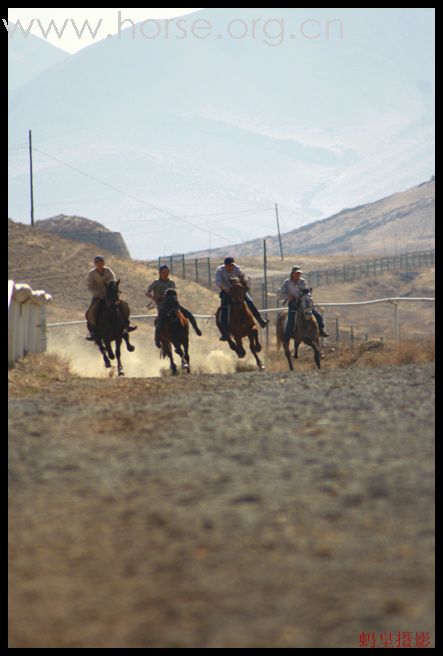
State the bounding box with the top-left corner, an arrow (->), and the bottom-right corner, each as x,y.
8,364 -> 435,648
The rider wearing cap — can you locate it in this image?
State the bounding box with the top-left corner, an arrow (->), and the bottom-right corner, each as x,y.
280,266 -> 329,342
215,257 -> 269,341
85,255 -> 137,340
146,264 -> 202,348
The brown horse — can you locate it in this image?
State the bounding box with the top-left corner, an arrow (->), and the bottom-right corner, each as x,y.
276,294 -> 321,370
158,291 -> 191,376
216,279 -> 265,370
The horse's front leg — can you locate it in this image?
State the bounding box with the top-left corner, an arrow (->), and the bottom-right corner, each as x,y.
174,339 -> 190,373
94,336 -> 111,369
234,335 -> 246,359
248,331 -> 265,370
163,343 -> 178,376
184,340 -> 191,374
283,339 -> 294,371
304,338 -> 321,369
116,337 -> 124,376
122,332 -> 135,352
293,340 -> 300,360
104,338 -> 115,360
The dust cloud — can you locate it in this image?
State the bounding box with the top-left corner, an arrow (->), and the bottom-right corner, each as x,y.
47,321 -> 262,378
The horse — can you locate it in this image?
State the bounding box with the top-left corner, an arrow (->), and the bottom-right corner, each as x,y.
88,280 -> 135,376
216,278 -> 265,370
276,292 -> 321,370
158,290 -> 191,376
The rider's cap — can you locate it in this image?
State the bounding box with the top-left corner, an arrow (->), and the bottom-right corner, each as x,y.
291,266 -> 302,274
224,257 -> 235,266
95,256 -> 105,262
159,264 -> 170,272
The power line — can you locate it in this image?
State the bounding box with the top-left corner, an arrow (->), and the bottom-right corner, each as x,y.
32,147 -> 234,244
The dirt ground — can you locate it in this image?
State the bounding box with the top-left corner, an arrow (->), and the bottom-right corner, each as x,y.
8,357 -> 435,648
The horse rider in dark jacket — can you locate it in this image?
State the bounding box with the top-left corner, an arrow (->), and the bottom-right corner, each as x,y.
146,264 -> 202,349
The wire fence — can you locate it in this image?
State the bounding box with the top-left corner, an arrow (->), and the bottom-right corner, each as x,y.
147,249 -> 435,296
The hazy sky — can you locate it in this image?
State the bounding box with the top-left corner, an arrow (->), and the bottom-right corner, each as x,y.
7,8 -> 202,53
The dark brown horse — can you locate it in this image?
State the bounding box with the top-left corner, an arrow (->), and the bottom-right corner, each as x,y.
89,280 -> 135,376
216,278 -> 265,370
158,291 -> 191,376
276,294 -> 321,370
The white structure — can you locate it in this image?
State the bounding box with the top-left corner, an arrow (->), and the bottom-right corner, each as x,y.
8,280 -> 52,368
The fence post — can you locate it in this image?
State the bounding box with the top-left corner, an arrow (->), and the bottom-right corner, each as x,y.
208,258 -> 211,289
392,301 -> 400,343
335,318 -> 340,344
195,259 -> 199,284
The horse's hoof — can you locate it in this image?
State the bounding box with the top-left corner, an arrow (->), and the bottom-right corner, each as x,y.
127,345 -> 135,352
109,354 -> 115,360
259,364 -> 265,371
172,370 -> 179,376
118,371 -> 125,377
105,362 -> 112,369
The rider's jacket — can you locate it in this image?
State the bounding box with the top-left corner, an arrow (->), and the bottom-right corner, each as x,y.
147,279 -> 176,307
86,267 -> 117,299
280,277 -> 309,303
215,264 -> 245,293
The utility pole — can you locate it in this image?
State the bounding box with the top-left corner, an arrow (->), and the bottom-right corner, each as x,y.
29,130 -> 35,227
263,239 -> 269,348
275,203 -> 284,261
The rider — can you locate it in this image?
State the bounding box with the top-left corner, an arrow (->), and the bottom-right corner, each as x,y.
85,255 -> 137,340
280,266 -> 329,342
215,257 -> 269,341
146,264 -> 202,349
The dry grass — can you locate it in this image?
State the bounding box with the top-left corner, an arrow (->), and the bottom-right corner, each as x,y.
8,353 -> 76,398
265,338 -> 435,372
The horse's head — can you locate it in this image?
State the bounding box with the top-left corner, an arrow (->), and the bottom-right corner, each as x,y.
300,289 -> 314,320
105,279 -> 120,306
229,277 -> 246,305
163,288 -> 181,321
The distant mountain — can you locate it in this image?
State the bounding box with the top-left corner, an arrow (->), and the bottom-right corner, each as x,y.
35,214 -> 131,259
8,8 -> 435,258
8,23 -> 69,90
185,180 -> 435,258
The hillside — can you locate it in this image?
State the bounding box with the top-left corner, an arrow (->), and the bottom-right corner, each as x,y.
35,214 -> 131,259
8,23 -> 69,91
8,220 -> 219,323
9,218 -> 434,346
186,180 -> 435,258
8,8 -> 435,258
